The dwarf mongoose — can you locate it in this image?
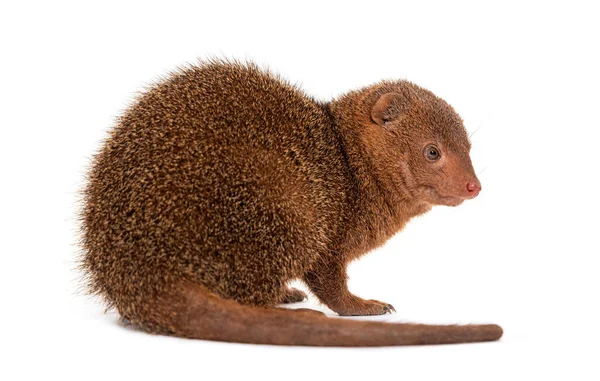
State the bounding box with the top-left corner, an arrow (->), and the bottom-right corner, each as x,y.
79,60 -> 501,346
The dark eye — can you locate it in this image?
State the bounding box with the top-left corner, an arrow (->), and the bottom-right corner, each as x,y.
424,145 -> 441,161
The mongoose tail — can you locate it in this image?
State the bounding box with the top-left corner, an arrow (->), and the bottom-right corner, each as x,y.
157,282 -> 503,347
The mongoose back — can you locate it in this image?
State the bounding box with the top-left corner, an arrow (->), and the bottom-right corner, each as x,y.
80,60 -> 502,346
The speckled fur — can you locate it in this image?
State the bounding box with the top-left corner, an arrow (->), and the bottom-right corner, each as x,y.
79,60 -> 502,346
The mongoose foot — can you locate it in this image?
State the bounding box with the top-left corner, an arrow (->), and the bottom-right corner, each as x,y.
284,308 -> 326,317
334,298 -> 396,316
280,287 -> 308,303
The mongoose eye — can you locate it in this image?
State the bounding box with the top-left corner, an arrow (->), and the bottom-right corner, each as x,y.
424,145 -> 441,161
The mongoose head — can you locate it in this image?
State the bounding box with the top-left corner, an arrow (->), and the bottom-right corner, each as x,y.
355,81 -> 480,207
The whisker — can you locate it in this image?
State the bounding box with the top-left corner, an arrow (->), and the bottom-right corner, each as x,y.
469,124 -> 483,139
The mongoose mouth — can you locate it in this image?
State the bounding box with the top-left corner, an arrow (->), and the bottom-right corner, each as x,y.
422,186 -> 479,207
435,194 -> 466,207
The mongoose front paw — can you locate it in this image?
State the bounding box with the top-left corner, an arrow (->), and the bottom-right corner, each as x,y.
335,299 -> 396,316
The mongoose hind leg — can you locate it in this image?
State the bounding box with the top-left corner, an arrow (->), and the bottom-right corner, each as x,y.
279,287 -> 308,303
280,308 -> 326,317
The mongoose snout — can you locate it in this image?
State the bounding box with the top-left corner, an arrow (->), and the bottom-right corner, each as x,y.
465,181 -> 482,198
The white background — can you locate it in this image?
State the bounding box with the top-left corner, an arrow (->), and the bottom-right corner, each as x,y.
1,1 -> 599,380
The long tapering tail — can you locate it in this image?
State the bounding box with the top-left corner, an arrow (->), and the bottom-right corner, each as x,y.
144,282 -> 503,347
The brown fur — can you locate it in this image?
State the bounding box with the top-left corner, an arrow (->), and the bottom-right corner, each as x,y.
79,60 -> 501,346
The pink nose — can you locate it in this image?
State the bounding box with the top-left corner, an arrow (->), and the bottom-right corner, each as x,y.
466,182 -> 481,198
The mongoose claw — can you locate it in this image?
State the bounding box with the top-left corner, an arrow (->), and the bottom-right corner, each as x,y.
383,303 -> 396,314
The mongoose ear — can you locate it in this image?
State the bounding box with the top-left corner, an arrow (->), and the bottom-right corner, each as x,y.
371,92 -> 407,127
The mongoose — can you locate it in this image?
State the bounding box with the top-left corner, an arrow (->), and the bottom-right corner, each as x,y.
80,60 -> 502,346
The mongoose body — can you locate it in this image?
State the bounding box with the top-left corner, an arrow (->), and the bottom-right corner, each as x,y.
80,60 -> 501,346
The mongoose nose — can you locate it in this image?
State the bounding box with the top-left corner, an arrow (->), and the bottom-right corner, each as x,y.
466,182 -> 481,198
